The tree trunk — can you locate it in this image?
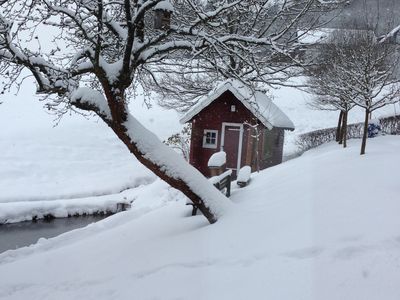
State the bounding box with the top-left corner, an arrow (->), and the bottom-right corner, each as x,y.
99,92 -> 231,224
71,86 -> 231,224
336,110 -> 343,143
360,109 -> 370,155
342,111 -> 348,148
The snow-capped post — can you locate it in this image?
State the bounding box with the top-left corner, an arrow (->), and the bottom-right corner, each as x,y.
154,0 -> 173,30
208,151 -> 227,177
237,166 -> 251,187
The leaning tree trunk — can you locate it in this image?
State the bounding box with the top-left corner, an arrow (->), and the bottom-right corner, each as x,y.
101,92 -> 230,224
336,111 -> 344,143
360,109 -> 370,155
71,85 -> 231,224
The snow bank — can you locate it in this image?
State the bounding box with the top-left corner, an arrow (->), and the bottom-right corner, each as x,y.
0,190 -> 125,224
1,136 -> 399,300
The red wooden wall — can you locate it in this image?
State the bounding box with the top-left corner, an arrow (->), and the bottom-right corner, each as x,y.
189,91 -> 255,177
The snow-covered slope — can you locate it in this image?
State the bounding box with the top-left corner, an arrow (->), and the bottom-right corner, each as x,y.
1,136 -> 399,300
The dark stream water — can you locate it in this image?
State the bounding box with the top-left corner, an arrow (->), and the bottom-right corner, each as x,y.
0,215 -> 109,254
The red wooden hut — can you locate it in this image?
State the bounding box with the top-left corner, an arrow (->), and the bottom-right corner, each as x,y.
180,79 -> 295,177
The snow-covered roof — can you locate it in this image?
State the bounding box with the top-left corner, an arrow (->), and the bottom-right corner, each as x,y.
180,79 -> 295,130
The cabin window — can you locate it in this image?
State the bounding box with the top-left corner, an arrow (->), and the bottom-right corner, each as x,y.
203,129 -> 218,149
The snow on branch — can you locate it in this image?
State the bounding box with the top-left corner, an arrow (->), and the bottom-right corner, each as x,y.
71,87 -> 111,120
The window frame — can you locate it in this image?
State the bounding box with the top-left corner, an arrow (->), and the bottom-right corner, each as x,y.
202,129 -> 218,149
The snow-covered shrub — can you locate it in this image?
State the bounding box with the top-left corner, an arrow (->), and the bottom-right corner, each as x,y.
368,120 -> 381,138
163,124 -> 191,161
380,115 -> 400,135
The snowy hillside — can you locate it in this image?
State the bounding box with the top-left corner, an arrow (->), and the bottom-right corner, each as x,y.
1,136 -> 399,300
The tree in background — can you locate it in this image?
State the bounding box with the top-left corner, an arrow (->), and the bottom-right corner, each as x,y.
0,0 -> 345,223
308,29 -> 400,153
164,124 -> 191,162
338,31 -> 400,154
306,31 -> 358,148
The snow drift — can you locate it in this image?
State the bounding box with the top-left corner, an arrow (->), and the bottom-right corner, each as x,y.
0,136 -> 399,300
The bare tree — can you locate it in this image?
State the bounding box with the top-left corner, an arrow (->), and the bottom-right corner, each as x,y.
314,30 -> 400,155
306,31 -> 358,148
148,0 -> 347,111
0,0 -> 344,223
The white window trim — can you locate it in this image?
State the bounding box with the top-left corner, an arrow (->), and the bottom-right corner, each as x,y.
202,129 -> 218,149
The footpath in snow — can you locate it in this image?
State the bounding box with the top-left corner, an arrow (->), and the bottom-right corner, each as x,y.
0,136 -> 399,300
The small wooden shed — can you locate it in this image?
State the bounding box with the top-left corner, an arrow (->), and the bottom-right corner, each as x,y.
180,79 -> 295,177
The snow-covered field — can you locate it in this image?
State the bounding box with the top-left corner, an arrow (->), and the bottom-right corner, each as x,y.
1,135 -> 399,300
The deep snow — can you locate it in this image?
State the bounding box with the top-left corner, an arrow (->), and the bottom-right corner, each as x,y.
0,136 -> 399,300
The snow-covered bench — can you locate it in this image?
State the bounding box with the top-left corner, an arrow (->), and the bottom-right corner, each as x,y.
187,170 -> 232,216
209,169 -> 232,197
187,152 -> 232,215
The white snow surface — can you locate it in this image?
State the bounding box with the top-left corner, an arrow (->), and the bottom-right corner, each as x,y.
207,151 -> 226,167
0,136 -> 399,299
180,79 -> 295,130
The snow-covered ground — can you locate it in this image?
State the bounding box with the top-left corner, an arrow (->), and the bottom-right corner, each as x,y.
1,135 -> 399,300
